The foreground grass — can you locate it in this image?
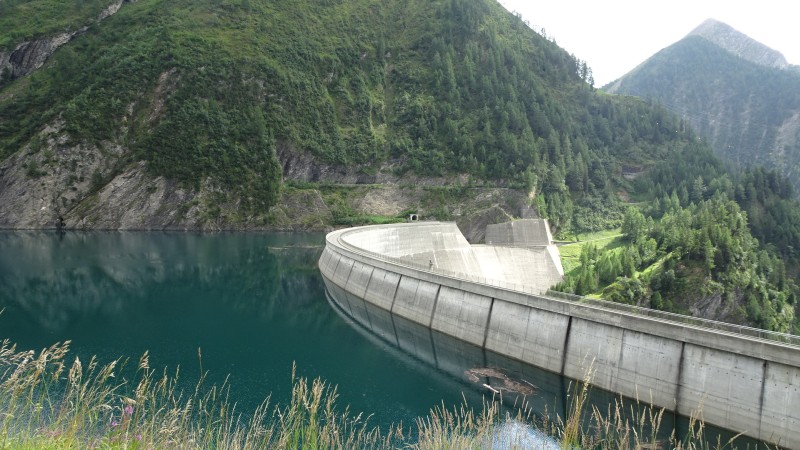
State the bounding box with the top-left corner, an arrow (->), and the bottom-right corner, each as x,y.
0,340 -> 763,449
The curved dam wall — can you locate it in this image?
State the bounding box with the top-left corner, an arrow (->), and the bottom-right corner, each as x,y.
319,223 -> 800,449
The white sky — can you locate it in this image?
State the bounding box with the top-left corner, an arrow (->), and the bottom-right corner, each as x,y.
498,0 -> 800,86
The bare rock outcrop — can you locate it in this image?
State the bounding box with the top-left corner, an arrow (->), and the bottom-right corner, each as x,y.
688,19 -> 789,69
265,189 -> 333,230
0,121 -> 120,229
277,140 -> 476,187
456,205 -> 514,244
0,0 -> 126,82
0,32 -> 81,80
71,162 -> 202,230
689,289 -> 746,324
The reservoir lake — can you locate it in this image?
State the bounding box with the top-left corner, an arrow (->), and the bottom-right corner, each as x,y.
0,231 -> 490,428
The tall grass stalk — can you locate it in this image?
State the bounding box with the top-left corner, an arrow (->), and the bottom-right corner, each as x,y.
0,340 -> 770,449
0,340 -> 390,449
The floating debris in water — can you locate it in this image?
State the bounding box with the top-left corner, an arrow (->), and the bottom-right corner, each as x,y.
464,367 -> 536,396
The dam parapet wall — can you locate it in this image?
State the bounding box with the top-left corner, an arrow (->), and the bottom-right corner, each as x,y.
320,223 -> 800,449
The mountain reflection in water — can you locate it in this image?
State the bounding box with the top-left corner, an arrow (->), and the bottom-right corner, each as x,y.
0,231 -> 325,335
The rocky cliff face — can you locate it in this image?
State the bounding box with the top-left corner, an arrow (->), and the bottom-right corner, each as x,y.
0,116 -> 257,230
688,19 -> 789,69
0,32 -> 81,80
0,110 -> 524,232
0,119 -> 118,228
70,162 -> 204,230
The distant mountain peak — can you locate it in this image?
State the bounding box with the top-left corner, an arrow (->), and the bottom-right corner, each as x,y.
688,18 -> 788,69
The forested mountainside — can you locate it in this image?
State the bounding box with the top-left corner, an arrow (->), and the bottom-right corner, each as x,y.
605,20 -> 800,193
0,0 -> 690,230
0,0 -> 798,332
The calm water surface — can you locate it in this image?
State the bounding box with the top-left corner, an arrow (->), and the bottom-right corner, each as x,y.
0,231 -> 771,447
0,231 -> 488,428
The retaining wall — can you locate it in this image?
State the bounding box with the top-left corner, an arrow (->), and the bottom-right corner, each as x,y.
320,225 -> 800,449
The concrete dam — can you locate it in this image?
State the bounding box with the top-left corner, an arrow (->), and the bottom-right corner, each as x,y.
318,221 -> 800,448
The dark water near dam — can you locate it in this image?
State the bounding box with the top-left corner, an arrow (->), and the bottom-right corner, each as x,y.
0,231 -> 770,448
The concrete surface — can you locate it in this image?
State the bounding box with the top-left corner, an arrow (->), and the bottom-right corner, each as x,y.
431,286 -> 492,347
485,218 -> 554,247
340,221 -> 563,295
391,276 -> 440,325
319,222 -> 800,448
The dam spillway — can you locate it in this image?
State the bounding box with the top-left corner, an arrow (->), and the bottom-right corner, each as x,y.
319,221 -> 800,449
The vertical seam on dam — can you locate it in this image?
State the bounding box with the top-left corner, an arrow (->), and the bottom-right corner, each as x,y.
389,275 -> 403,314
560,316 -> 573,376
615,329 -> 627,381
675,341 -> 686,415
329,251 -> 342,286
340,260 -> 357,316
429,328 -> 440,368
388,311 -> 401,348
361,267 -> 377,330
386,274 -> 402,347
482,298 -> 496,349
343,258 -> 356,289
354,264 -> 374,298
428,284 -> 442,328
757,360 -> 767,437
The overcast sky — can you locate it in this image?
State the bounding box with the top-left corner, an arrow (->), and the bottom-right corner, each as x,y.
497,0 -> 800,87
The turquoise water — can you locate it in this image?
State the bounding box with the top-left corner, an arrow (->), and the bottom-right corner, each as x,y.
0,231 -> 489,429
0,231 -> 770,447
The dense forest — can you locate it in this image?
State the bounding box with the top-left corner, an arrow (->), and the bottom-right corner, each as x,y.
558,144 -> 798,333
1,0 -> 688,218
1,0 -> 799,332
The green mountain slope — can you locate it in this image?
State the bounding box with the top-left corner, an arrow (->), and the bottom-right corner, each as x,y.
605,28 -> 800,192
0,0 -> 116,50
0,0 -> 797,332
0,0 -> 687,228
